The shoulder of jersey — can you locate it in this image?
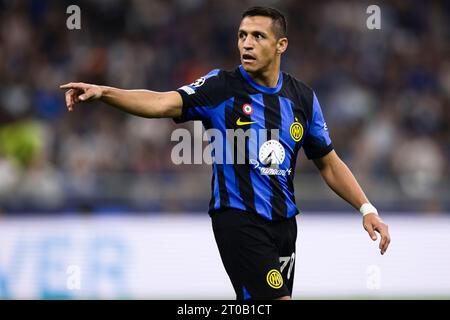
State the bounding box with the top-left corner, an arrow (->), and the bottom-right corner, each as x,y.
221,68 -> 241,80
203,69 -> 237,83
218,68 -> 245,89
282,72 -> 313,94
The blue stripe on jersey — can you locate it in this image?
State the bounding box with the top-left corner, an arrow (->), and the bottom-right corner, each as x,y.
210,98 -> 246,211
212,163 -> 220,209
278,96 -> 299,218
239,65 -> 283,94
207,98 -> 233,210
224,141 -> 247,211
185,69 -> 220,93
242,286 -> 251,300
185,104 -> 215,120
204,68 -> 221,78
249,93 -> 273,220
310,92 -> 332,146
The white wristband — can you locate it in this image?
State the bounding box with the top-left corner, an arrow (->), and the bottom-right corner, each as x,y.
360,203 -> 378,216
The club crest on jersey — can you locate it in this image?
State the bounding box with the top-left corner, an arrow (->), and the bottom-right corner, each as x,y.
266,269 -> 283,289
290,118 -> 304,142
242,104 -> 253,115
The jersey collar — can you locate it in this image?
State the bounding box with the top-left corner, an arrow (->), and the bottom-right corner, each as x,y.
239,65 -> 283,94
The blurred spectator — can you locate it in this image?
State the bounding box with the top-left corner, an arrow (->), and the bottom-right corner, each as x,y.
392,135 -> 445,197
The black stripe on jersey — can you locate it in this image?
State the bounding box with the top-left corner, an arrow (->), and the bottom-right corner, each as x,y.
263,94 -> 287,218
203,118 -> 217,209
227,95 -> 256,213
216,163 -> 229,208
209,166 -> 215,209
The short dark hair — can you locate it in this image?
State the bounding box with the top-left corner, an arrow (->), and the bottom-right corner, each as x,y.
242,6 -> 287,38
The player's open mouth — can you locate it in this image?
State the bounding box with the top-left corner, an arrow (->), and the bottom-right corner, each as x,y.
242,54 -> 256,63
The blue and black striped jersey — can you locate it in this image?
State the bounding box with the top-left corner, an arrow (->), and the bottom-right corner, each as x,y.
175,66 -> 333,220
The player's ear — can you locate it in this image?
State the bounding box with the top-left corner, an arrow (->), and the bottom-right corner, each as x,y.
276,37 -> 288,55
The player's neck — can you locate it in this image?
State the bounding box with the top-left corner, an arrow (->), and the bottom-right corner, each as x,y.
247,61 -> 281,88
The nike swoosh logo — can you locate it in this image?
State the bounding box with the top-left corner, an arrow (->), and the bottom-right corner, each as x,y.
236,117 -> 256,126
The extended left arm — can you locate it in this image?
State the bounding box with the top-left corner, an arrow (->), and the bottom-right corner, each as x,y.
313,150 -> 391,254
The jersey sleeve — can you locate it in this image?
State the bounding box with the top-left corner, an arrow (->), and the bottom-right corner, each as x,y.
173,69 -> 226,123
303,92 -> 334,159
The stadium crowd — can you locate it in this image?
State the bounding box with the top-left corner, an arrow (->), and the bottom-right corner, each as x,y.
0,0 -> 448,213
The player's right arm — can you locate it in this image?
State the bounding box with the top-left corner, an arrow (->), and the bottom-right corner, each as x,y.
59,82 -> 182,118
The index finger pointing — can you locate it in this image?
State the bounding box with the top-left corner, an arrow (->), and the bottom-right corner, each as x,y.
60,83 -> 74,89
60,82 -> 86,90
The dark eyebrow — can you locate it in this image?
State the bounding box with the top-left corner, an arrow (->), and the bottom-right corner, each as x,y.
238,29 -> 268,37
252,31 -> 267,37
